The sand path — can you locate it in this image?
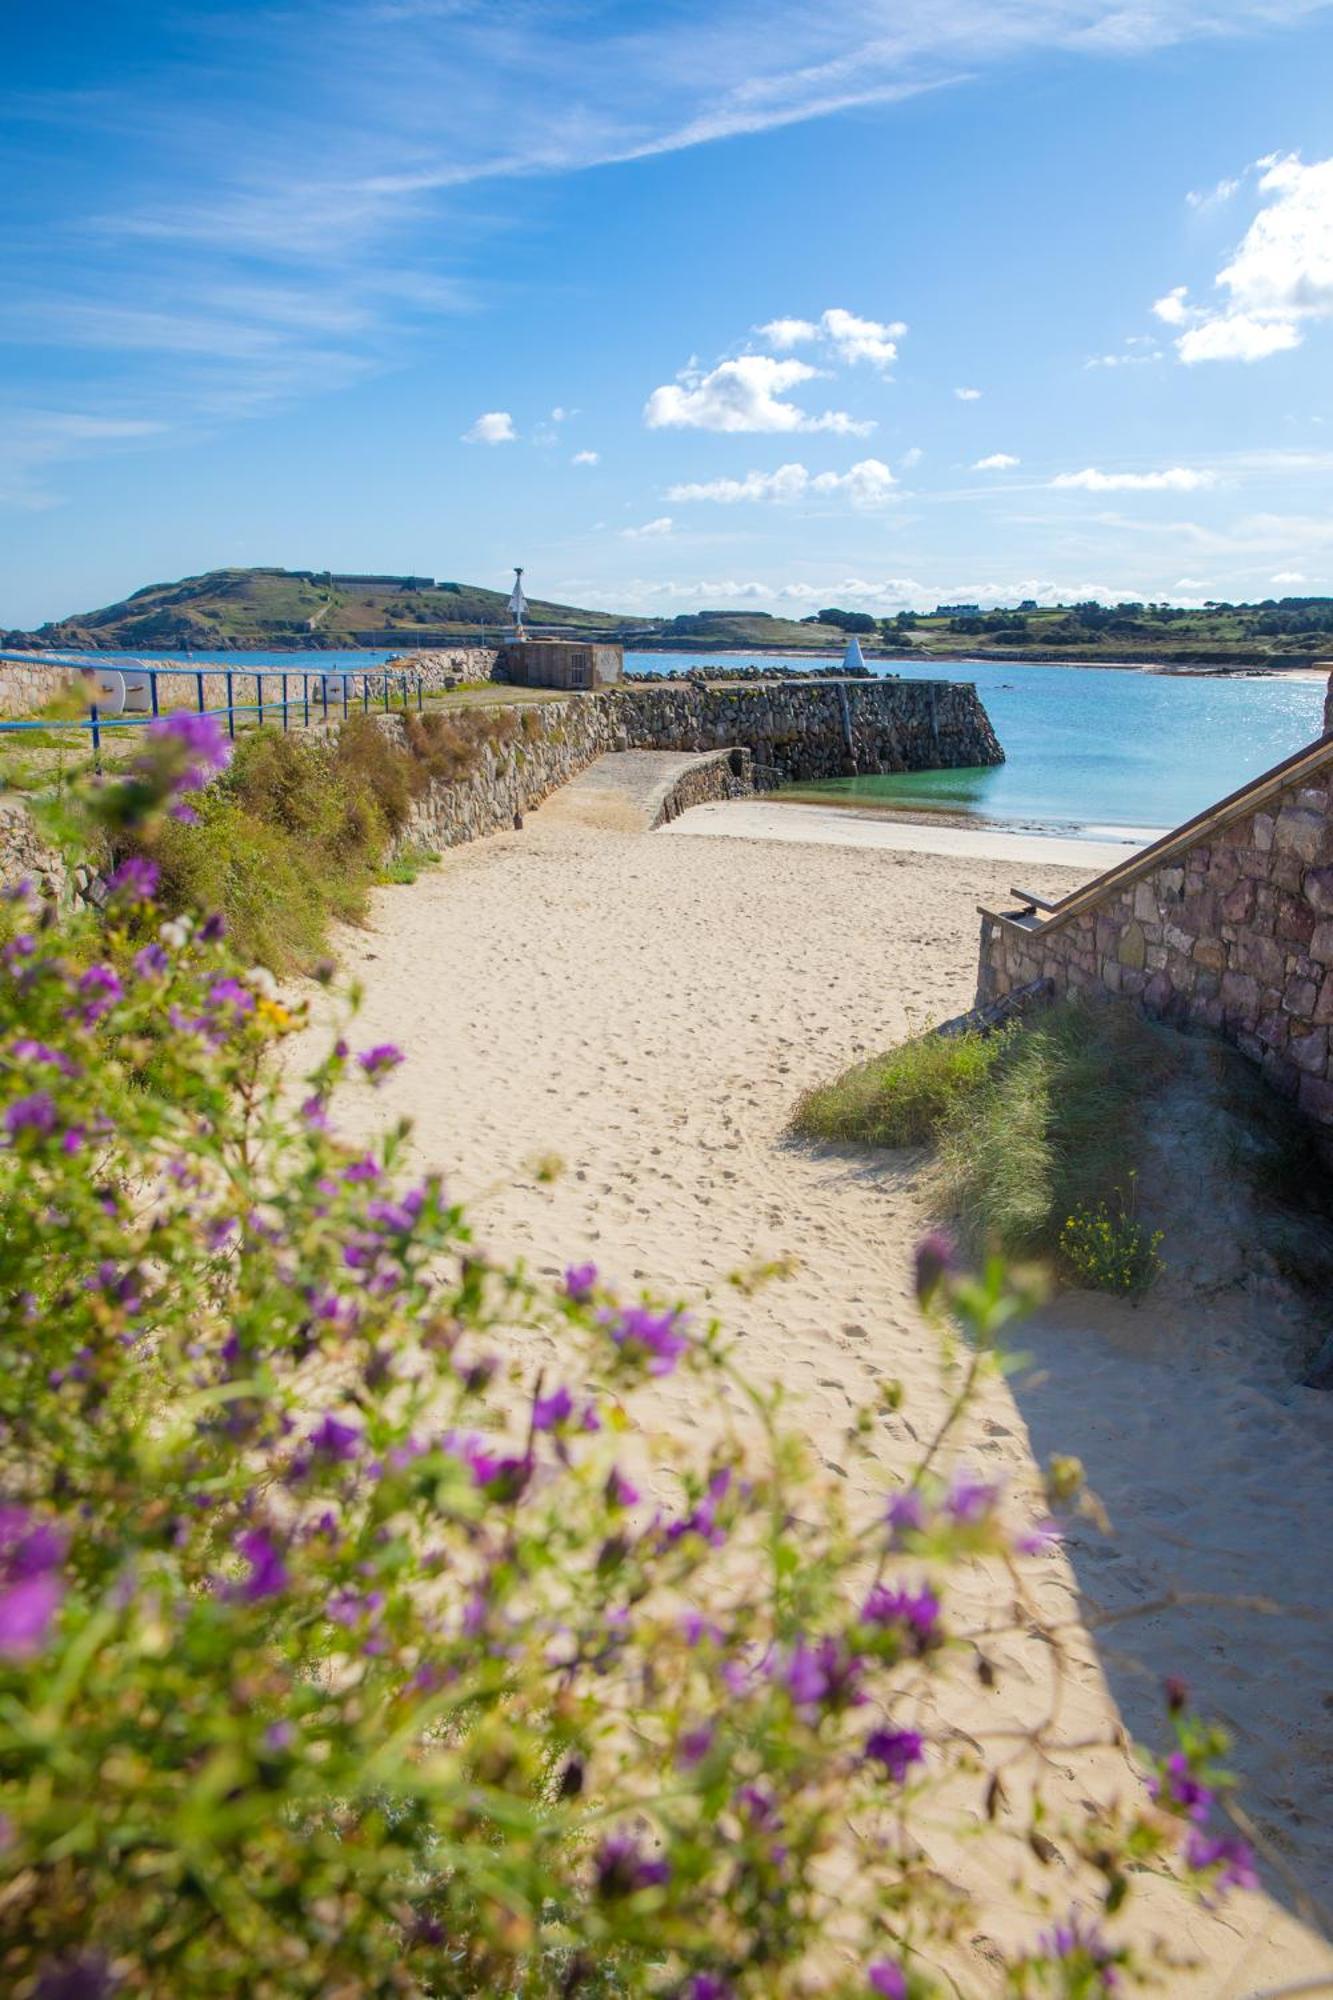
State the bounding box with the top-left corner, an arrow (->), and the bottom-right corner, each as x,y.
300,797 -> 1333,1995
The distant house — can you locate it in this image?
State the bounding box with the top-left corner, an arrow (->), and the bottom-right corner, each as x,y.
934,602 -> 983,618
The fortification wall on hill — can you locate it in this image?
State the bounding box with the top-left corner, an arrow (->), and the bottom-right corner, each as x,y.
977,717 -> 1333,1128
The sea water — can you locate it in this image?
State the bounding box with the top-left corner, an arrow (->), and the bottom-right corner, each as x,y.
626,652 -> 1327,841
24,645 -> 1328,844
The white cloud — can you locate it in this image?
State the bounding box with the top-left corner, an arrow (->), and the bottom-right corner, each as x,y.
643,355 -> 873,435
1152,285 -> 1192,326
899,446 -> 924,469
812,458 -> 897,506
571,448 -> 599,466
668,457 -> 895,508
550,406 -> 570,422
667,462 -> 811,504
974,452 -> 1019,470
1186,175 -> 1240,210
756,307 -> 905,372
463,409 -> 516,444
1085,347 -> 1163,367
757,317 -> 819,349
1051,465 -> 1216,491
1176,312 -> 1302,363
620,515 -> 673,539
1272,569 -> 1307,583
1159,152 -> 1333,364
954,386 -> 982,400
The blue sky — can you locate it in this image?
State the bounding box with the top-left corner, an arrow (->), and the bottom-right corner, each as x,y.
3,0 -> 1333,628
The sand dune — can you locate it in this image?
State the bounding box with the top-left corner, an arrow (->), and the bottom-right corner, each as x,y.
299,797 -> 1333,1995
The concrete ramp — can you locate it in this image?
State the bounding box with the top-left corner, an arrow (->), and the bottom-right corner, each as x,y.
538,748 -> 747,832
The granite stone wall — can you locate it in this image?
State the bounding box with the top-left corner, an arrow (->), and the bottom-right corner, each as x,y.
615,676 -> 1002,782
391,678 -> 1000,854
977,732 -> 1333,1128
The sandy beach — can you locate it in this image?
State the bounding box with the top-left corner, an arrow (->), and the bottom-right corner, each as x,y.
301,793 -> 1333,1995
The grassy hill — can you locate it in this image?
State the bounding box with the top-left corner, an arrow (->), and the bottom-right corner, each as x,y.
6,568 -> 1332,666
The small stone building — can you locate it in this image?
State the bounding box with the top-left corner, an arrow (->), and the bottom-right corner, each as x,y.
497,639 -> 623,690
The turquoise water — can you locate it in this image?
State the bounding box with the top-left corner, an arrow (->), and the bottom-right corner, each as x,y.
625,651 -> 1327,839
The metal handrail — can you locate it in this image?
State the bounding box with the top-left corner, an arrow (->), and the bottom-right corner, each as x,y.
0,662 -> 426,770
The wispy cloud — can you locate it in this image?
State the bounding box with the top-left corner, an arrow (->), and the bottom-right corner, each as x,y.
667,458 -> 896,507
1051,465 -> 1217,491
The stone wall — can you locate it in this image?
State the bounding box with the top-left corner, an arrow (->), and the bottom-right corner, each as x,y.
0,662 -> 85,720
392,678 -> 1000,854
977,729 -> 1333,1128
615,676 -> 1002,782
649,749 -> 753,826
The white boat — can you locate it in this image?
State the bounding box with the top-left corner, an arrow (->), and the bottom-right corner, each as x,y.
842,635 -> 866,672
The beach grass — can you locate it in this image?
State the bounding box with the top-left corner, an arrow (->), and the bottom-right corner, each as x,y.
793,1001 -> 1180,1281
791,1025 -> 1012,1149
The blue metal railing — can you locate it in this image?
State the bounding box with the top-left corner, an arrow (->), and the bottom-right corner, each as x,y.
0,659 -> 425,769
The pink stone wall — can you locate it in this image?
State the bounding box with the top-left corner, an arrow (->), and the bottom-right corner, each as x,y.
977,742 -> 1333,1127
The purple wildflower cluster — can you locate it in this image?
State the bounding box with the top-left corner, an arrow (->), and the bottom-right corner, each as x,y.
0,1507 -> 64,1660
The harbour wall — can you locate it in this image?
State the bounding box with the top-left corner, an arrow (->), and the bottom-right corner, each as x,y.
392,678 -> 1001,854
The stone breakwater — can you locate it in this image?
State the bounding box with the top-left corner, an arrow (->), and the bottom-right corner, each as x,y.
393,679 -> 1001,856
977,728 -> 1333,1129
617,677 -> 1003,784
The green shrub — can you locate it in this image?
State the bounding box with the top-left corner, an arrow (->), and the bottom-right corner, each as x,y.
0,734 -> 1252,1995
791,1028 -> 1009,1149
1060,1188 -> 1165,1294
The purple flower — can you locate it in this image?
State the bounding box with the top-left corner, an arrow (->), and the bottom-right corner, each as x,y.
1015,1518 -> 1063,1556
1035,1910 -> 1121,1990
133,943 -> 168,979
782,1635 -> 864,1712
343,1155 -> 380,1184
676,1723 -> 715,1767
4,1092 -> 58,1141
106,855 -> 159,904
77,963 -> 123,1022
10,1038 -> 78,1077
235,1528 -> 288,1601
944,1469 -> 1001,1527
1152,1750 -> 1213,1824
610,1304 -> 690,1377
594,1830 -> 671,1898
33,1952 -> 118,2000
358,1042 -> 404,1083
145,710 -> 231,794
0,1573 -> 62,1659
308,1413 -> 362,1463
533,1385 -> 574,1432
1184,1829 -> 1257,1893
206,978 -> 254,1018
687,1979 -> 733,2000
200,911 -> 227,942
885,1488 -> 927,1544
606,1466 -> 640,1509
860,1583 -> 941,1653
563,1262 -> 598,1302
913,1230 -> 958,1307
864,1726 -> 925,1782
868,1964 -> 907,1999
